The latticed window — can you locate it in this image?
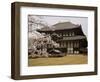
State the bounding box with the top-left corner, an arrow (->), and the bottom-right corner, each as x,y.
74,41 -> 79,48
66,33 -> 68,36
69,32 -> 72,36
72,32 -> 74,36
63,33 -> 66,36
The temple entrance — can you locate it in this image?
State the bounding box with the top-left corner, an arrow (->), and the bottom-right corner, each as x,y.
67,41 -> 79,54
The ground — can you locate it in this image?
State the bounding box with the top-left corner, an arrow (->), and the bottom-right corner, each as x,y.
28,54 -> 87,66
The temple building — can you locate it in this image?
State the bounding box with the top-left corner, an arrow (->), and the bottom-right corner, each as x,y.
37,22 -> 88,54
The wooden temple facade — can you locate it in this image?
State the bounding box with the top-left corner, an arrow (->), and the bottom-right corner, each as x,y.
37,22 -> 87,54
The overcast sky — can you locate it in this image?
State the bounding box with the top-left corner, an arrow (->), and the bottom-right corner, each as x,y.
29,15 -> 88,38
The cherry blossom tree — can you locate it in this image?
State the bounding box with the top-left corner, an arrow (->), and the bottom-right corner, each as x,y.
28,15 -> 60,58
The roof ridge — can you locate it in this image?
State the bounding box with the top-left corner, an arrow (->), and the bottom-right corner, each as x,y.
39,21 -> 80,31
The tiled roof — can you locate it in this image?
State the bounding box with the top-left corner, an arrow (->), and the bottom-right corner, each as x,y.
39,22 -> 80,31
53,22 -> 80,30
58,36 -> 86,41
